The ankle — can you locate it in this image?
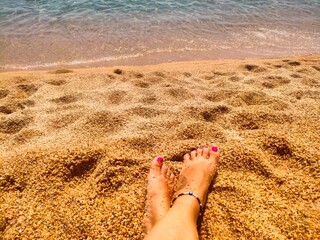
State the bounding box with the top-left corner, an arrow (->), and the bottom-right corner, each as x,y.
171,194 -> 201,223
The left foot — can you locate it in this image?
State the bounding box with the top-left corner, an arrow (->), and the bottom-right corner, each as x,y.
143,156 -> 176,233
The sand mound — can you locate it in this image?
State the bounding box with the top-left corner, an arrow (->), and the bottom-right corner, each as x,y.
0,55 -> 319,239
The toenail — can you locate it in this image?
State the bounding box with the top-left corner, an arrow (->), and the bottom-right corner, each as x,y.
157,156 -> 164,163
212,146 -> 218,152
204,146 -> 208,148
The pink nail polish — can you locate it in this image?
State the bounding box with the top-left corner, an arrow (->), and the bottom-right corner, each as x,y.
212,146 -> 218,152
204,146 -> 208,148
157,156 -> 164,163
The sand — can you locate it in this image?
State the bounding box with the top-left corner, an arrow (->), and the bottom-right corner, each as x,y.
0,55 -> 319,239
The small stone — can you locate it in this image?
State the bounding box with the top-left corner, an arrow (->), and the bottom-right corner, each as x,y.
114,69 -> 123,75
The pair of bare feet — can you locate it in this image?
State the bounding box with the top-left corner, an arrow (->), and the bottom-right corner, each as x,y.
144,146 -> 220,234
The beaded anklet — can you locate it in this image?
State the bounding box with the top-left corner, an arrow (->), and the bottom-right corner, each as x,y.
170,191 -> 203,217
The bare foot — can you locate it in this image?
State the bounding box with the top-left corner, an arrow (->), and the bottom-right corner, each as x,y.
174,146 -> 220,213
144,156 -> 176,233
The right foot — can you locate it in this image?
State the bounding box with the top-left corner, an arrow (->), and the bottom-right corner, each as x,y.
173,146 -> 220,213
143,156 -> 176,233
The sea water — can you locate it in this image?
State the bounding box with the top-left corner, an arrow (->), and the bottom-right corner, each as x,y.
1,0 -> 319,70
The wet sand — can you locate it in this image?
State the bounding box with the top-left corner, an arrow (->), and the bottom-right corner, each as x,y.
0,55 -> 319,239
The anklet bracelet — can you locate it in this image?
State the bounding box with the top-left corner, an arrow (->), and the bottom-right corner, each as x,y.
170,192 -> 203,216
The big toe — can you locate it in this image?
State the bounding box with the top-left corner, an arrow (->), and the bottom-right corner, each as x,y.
150,156 -> 164,176
209,146 -> 220,162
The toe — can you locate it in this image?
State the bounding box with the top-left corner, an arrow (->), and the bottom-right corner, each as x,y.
183,153 -> 191,162
196,147 -> 203,156
202,146 -> 209,158
150,156 -> 164,176
190,150 -> 197,160
170,173 -> 175,181
209,146 -> 220,161
169,173 -> 176,187
161,163 -> 168,176
166,166 -> 172,178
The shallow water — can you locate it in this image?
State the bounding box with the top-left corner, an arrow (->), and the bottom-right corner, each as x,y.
1,0 -> 319,70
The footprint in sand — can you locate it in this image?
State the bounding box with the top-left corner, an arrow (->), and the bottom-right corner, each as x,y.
262,76 -> 290,89
130,71 -> 144,78
134,80 -> 150,88
108,90 -> 127,104
166,87 -> 192,100
229,76 -> 242,82
85,111 -> 125,133
262,136 -> 292,157
177,122 -> 224,140
18,100 -> 36,109
13,129 -> 43,144
126,136 -> 155,153
140,94 -> 158,105
152,71 -> 166,78
273,64 -> 284,68
0,99 -> 36,115
0,175 -> 26,192
46,79 -> 67,86
183,72 -> 192,77
64,151 -> 101,179
0,106 -> 13,114
287,61 -> 301,66
290,74 -> 301,79
51,95 -> 78,104
49,113 -> 81,129
0,117 -> 32,134
200,105 -> 230,122
301,78 -> 319,87
231,91 -> 271,106
244,64 -> 267,73
0,89 -> 9,99
205,91 -> 234,102
312,66 -> 320,72
178,123 -> 204,140
234,116 -> 260,130
203,75 -> 215,81
16,84 -> 38,96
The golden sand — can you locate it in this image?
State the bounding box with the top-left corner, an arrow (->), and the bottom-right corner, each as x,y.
0,55 -> 319,239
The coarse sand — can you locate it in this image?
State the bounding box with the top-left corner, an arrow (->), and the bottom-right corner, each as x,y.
0,55 -> 319,239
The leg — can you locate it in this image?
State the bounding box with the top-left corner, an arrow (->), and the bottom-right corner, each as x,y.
144,156 -> 176,232
145,146 -> 220,240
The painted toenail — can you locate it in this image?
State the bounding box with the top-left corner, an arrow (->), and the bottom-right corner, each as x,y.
204,146 -> 208,148
157,156 -> 164,163
212,146 -> 218,152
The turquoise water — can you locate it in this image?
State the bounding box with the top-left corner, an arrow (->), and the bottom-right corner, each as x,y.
1,0 -> 319,69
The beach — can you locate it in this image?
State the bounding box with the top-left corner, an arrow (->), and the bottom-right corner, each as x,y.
0,55 -> 319,239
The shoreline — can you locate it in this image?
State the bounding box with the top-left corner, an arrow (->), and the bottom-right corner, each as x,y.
2,52 -> 320,73
0,53 -> 320,74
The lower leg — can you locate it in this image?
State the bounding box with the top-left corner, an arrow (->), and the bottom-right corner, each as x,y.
145,146 -> 220,240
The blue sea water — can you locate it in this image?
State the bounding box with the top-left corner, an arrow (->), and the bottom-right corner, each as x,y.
0,0 -> 319,69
